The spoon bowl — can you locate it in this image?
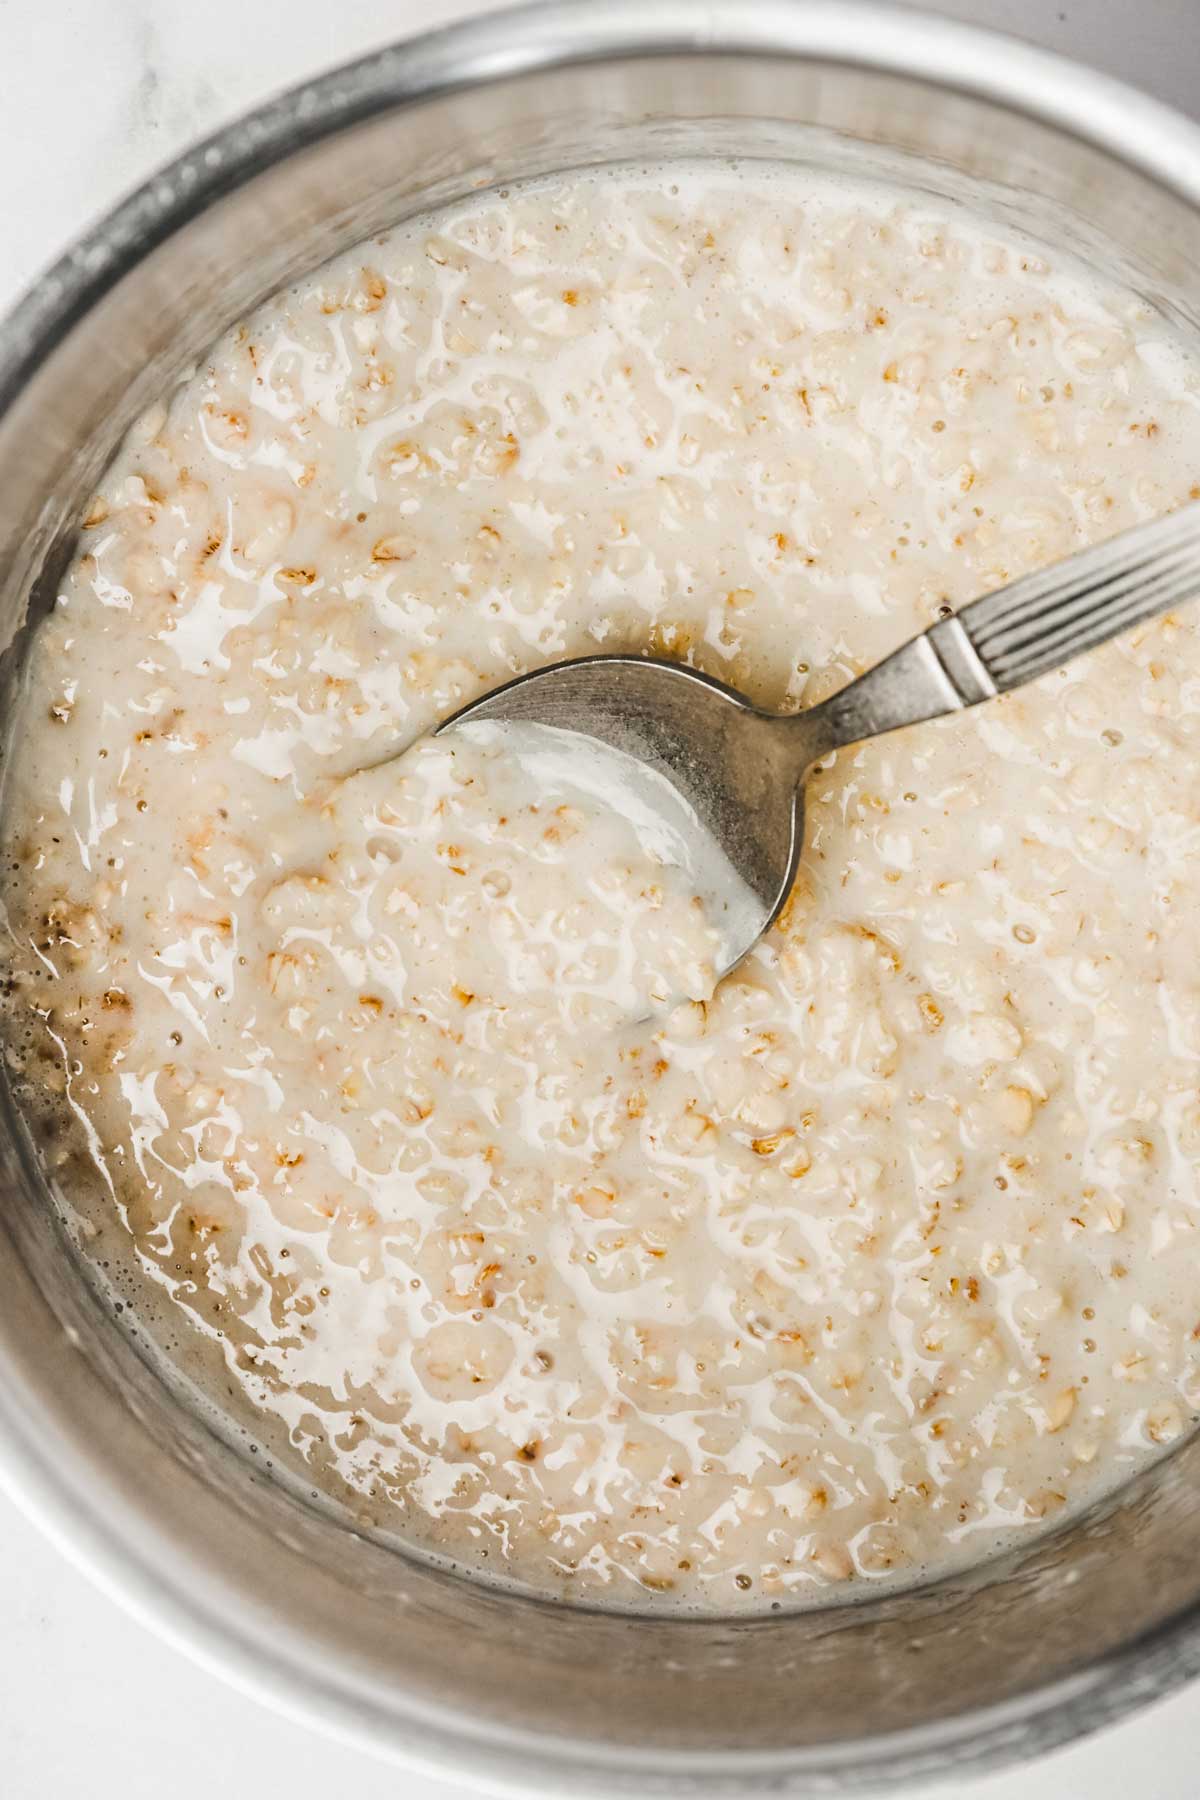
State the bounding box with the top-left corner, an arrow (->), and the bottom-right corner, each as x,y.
440,656 -> 818,977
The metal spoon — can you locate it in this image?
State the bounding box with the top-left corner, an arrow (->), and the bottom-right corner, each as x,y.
438,506 -> 1200,981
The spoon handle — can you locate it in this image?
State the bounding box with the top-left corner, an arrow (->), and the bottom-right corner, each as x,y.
805,503 -> 1200,758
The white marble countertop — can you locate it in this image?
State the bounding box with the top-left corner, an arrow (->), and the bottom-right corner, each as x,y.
2,0 -> 1200,1794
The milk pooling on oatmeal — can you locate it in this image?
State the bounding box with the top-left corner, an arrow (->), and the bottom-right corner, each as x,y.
6,162 -> 1200,1609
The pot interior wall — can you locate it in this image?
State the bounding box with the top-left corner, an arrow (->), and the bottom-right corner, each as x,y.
1,36 -> 1199,1794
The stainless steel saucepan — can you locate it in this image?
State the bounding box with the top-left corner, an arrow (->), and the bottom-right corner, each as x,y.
2,3 -> 1200,1791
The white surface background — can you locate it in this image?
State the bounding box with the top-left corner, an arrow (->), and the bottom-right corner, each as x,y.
2,0 -> 1199,1793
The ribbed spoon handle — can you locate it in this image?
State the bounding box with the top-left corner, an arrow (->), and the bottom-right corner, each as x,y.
957,503 -> 1200,693
803,504 -> 1200,759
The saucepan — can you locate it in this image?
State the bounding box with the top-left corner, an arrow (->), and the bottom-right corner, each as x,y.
2,3 -> 1200,1791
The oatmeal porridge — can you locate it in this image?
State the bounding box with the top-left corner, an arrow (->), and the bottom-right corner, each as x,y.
5,164 -> 1200,1609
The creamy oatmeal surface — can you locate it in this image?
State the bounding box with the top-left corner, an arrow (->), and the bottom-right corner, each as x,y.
6,165 -> 1200,1609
